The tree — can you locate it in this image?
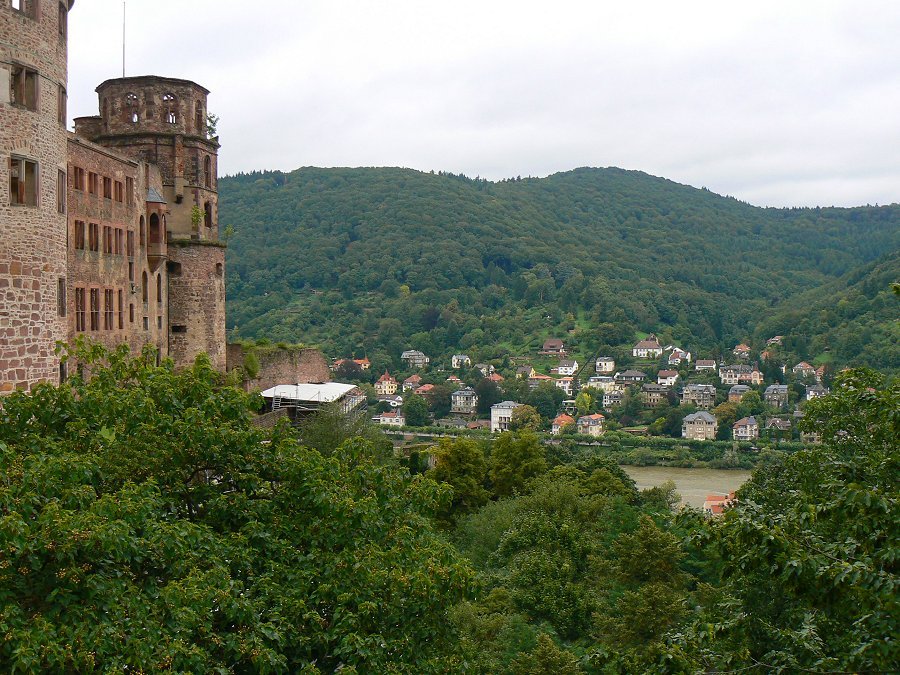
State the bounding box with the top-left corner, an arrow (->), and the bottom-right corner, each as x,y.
427,438 -> 490,523
509,404 -> 543,432
676,368 -> 900,672
489,432 -> 547,497
402,393 -> 430,427
0,342 -> 474,672
475,378 -> 503,415
526,382 -> 565,421
575,391 -> 593,416
334,358 -> 364,381
428,383 -> 454,419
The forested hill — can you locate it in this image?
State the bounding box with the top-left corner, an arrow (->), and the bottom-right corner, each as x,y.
220,166 -> 899,369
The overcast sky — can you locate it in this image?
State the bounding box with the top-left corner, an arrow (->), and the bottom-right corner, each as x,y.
68,1 -> 900,208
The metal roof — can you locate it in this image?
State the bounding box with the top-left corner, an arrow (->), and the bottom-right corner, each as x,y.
261,382 -> 358,403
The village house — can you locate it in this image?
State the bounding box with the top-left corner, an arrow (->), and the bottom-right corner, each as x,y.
446,374 -> 462,387
805,384 -> 829,401
488,372 -> 504,383
728,384 -> 751,402
551,413 -> 575,435
586,375 -> 617,392
764,384 -> 789,408
695,359 -> 718,373
766,335 -> 784,346
719,364 -> 763,386
490,401 -> 522,433
595,356 -> 615,373
657,369 -> 679,387
576,413 -> 605,436
703,492 -> 736,516
640,383 -> 668,407
555,376 -> 574,396
682,411 -> 718,440
377,394 -> 404,408
334,357 -> 371,372
374,371 -> 398,396
372,410 -> 405,427
765,417 -> 792,434
632,335 -> 663,359
450,387 -> 478,415
556,359 -> 579,376
615,369 -> 647,385
733,343 -> 752,359
561,399 -> 577,414
414,383 -> 435,398
792,361 -> 816,379
400,350 -> 430,369
603,390 -> 624,408
516,365 -> 536,379
667,347 -> 691,365
681,383 -> 716,409
528,373 -> 554,389
475,363 -> 495,377
401,374 -> 422,392
451,354 -> 471,369
814,365 -> 826,383
733,416 -> 759,441
540,338 -> 566,355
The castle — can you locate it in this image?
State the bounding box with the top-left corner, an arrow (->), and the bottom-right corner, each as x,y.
1,1 -> 226,392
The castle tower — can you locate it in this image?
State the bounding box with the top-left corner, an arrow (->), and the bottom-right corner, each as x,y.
73,76 -> 226,370
0,0 -> 74,392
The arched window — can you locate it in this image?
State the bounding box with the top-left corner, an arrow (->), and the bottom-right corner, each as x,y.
149,213 -> 161,244
162,93 -> 176,102
139,215 -> 145,246
166,111 -> 176,124
141,272 -> 148,303
204,155 -> 211,188
156,274 -> 162,305
204,201 -> 212,228
125,93 -> 138,106
131,112 -> 139,123
162,93 -> 176,125
195,105 -> 203,133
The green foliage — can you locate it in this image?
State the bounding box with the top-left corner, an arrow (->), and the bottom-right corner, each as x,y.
0,342 -> 474,672
489,432 -> 548,497
402,393 -> 430,427
509,404 -> 543,431
220,167 -> 899,370
676,368 -> 900,672
427,438 -> 490,523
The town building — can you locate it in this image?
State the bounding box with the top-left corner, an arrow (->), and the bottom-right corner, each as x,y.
805,384 -> 829,401
640,383 -> 668,407
733,416 -> 759,441
682,411 -> 717,440
400,350 -> 429,368
681,383 -> 716,409
733,343 -> 751,359
695,359 -> 718,373
261,382 -> 366,415
551,413 -> 575,435
475,362 -> 494,377
576,413 -> 605,436
490,400 -> 521,433
603,390 -> 624,408
667,347 -> 691,365
728,384 -> 751,402
451,353 -> 471,369
450,386 -> 478,414
374,371 -> 398,396
615,369 -> 647,385
632,335 -> 662,359
719,364 -> 763,386
764,384 -> 789,408
539,338 -> 566,355
792,361 -> 816,379
556,359 -> 578,376
377,394 -> 403,408
595,356 -> 615,373
703,492 -> 736,516
585,375 -> 617,392
401,374 -> 422,392
657,369 -> 679,387
555,376 -> 574,396
373,410 -> 405,426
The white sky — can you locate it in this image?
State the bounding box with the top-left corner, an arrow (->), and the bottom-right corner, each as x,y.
68,0 -> 900,208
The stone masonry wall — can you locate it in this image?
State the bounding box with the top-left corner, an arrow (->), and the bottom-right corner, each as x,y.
226,344 -> 331,392
0,2 -> 72,392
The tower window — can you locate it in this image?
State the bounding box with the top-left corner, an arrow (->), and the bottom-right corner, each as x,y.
204,201 -> 212,228
195,105 -> 203,133
166,261 -> 182,276
88,223 -> 99,251
132,112 -> 139,123
204,155 -> 212,188
156,273 -> 162,305
166,111 -> 176,124
89,288 -> 100,331
172,325 -> 187,334
57,278 -> 66,317
139,215 -> 145,246
11,1 -> 36,19
215,262 -> 223,277
142,272 -> 148,303
58,2 -> 67,40
58,85 -> 66,127
9,156 -> 38,206
75,288 -> 85,331
118,290 -> 124,329
57,169 -> 66,213
73,166 -> 85,191
10,65 -> 38,110
74,220 -> 85,250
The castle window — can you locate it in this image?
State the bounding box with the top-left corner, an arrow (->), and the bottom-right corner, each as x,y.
128,261 -> 134,282
58,2 -> 67,40
115,228 -> 124,255
195,105 -> 203,133
132,111 -> 139,123
103,176 -> 112,199
162,93 -> 176,102
129,303 -> 134,324
88,222 -> 99,251
57,278 -> 66,317
204,201 -> 212,228
57,169 -> 66,213
172,325 -> 187,334
215,262 -> 223,277
88,172 -> 98,195
166,261 -> 182,276
73,166 -> 85,191
157,316 -> 162,329
59,362 -> 67,384
104,289 -> 114,329
102,226 -> 113,254
9,156 -> 38,207
75,288 -> 85,331
58,85 -> 66,127
143,316 -> 148,331
114,180 -> 124,202
149,212 -> 162,244
156,274 -> 162,305
166,111 -> 176,124
118,290 -> 124,329
125,92 -> 138,106
10,1 -> 36,19
89,288 -> 100,331
74,220 -> 85,249
126,230 -> 134,257
139,215 -> 145,246
141,272 -> 148,303
10,65 -> 38,111
126,177 -> 134,205
204,155 -> 212,188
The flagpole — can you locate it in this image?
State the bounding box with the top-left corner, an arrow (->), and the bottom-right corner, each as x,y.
122,1 -> 126,77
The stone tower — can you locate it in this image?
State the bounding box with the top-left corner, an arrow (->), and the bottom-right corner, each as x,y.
0,0 -> 74,392
74,76 -> 226,370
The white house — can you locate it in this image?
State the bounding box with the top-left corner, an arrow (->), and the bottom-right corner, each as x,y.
490,401 -> 522,433
400,350 -> 430,369
451,354 -> 472,369
695,359 -> 718,372
373,410 -> 405,426
632,335 -> 663,359
450,387 -> 478,414
576,413 -> 605,436
586,375 -> 617,392
657,369 -> 679,387
733,416 -> 759,441
555,376 -> 574,396
551,413 -> 575,435
595,356 -> 615,373
557,359 -> 579,376
667,347 -> 691,365
682,411 -> 717,440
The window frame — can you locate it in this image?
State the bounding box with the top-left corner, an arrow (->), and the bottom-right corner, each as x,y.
9,155 -> 38,207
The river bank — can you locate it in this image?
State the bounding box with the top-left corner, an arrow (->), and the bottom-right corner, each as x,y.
623,465 -> 753,508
